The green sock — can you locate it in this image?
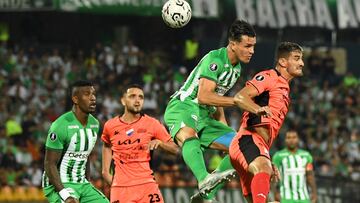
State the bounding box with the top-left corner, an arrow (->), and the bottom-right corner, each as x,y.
182,138 -> 209,182
204,155 -> 234,200
216,155 -> 233,172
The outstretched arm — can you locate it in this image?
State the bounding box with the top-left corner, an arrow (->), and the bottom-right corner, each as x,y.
197,78 -> 235,107
234,84 -> 271,116
148,139 -> 179,155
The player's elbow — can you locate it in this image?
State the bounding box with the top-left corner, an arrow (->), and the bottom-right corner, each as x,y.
234,93 -> 245,106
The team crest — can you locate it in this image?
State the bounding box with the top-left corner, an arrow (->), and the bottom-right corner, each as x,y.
49,133 -> 57,141
209,63 -> 218,71
255,75 -> 264,81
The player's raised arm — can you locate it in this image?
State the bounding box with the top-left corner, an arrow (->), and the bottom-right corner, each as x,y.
150,120 -> 180,155
198,78 -> 235,107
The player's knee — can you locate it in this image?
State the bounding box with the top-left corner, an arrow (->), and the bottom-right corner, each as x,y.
248,156 -> 272,175
175,127 -> 197,146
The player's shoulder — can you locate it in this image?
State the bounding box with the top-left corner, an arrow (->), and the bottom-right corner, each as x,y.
141,114 -> 160,124
206,47 -> 226,62
51,111 -> 72,127
298,149 -> 312,156
254,69 -> 278,78
104,116 -> 121,129
88,113 -> 99,123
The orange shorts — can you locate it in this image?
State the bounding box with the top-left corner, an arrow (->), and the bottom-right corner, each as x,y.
229,132 -> 270,196
110,182 -> 163,203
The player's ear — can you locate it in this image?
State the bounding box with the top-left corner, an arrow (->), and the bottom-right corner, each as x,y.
278,57 -> 287,67
72,95 -> 79,105
120,97 -> 125,106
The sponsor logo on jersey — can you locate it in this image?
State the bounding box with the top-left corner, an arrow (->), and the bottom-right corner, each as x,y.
68,125 -> 79,129
126,129 -> 134,136
118,138 -> 140,145
49,133 -> 57,141
215,86 -> 228,95
255,75 -> 265,81
209,63 -> 218,71
90,124 -> 99,128
68,152 -> 89,159
114,130 -> 119,135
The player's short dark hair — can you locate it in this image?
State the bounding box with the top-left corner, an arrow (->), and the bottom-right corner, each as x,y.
70,80 -> 94,96
228,20 -> 256,42
122,84 -> 143,96
276,42 -> 303,60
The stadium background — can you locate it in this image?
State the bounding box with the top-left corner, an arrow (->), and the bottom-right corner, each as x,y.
0,0 -> 359,202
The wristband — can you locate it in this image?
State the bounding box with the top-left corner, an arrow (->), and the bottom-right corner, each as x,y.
59,188 -> 74,201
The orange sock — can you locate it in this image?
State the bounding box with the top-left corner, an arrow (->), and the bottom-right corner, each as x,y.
251,172 -> 270,203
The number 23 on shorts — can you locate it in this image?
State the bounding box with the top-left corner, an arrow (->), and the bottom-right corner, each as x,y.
148,193 -> 161,203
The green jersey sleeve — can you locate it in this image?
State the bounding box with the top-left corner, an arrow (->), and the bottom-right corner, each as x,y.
198,56 -> 223,82
45,121 -> 67,151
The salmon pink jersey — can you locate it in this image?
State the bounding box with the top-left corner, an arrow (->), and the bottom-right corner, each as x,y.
240,69 -> 290,147
101,114 -> 171,187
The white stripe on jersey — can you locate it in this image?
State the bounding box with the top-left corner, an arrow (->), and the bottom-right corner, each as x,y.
296,155 -> 306,200
79,129 -> 86,151
289,155 -> 299,200
282,158 -> 292,199
86,129 -> 94,152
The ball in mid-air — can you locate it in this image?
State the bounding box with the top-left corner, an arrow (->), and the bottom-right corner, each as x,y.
162,0 -> 192,28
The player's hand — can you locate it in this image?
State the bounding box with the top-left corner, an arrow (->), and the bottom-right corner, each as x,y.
271,163 -> 280,183
103,173 -> 113,185
148,139 -> 162,150
256,106 -> 272,117
65,197 -> 79,203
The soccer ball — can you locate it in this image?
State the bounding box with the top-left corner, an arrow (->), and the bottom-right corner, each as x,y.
162,0 -> 192,28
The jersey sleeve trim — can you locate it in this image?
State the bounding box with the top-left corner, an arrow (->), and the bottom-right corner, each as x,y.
247,81 -> 261,94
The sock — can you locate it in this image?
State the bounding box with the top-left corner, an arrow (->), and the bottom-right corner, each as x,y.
251,172 -> 270,203
182,138 -> 209,182
204,155 -> 233,200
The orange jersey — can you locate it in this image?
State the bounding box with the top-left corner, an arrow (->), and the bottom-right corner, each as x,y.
101,114 -> 171,187
240,69 -> 290,146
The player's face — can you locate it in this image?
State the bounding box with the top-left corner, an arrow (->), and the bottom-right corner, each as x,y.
285,132 -> 299,150
286,51 -> 304,77
74,86 -> 97,114
122,88 -> 144,114
231,35 -> 256,63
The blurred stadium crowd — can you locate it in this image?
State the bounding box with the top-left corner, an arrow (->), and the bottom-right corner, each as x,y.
0,40 -> 359,201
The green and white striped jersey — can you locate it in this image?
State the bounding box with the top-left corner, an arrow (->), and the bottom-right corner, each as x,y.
171,47 -> 242,112
273,148 -> 313,202
42,111 -> 99,187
